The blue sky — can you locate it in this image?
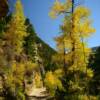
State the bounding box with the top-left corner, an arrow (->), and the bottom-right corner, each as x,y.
9,0 -> 100,49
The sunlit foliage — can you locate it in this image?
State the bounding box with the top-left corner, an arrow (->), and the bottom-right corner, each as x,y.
0,0 -> 36,99
46,0 -> 96,99
45,70 -> 64,96
4,0 -> 27,55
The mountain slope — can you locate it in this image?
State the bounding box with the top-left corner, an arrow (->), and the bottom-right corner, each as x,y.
24,19 -> 56,71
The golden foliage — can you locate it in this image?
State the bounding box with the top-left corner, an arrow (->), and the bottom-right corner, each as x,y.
4,0 -> 27,55
49,0 -> 95,96
49,0 -> 72,19
34,72 -> 43,88
44,71 -> 63,96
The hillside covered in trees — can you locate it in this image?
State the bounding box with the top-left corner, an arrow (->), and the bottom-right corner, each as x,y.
0,16 -> 56,70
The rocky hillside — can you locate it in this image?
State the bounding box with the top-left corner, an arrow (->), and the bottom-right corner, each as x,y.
24,19 -> 56,71
0,16 -> 56,71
